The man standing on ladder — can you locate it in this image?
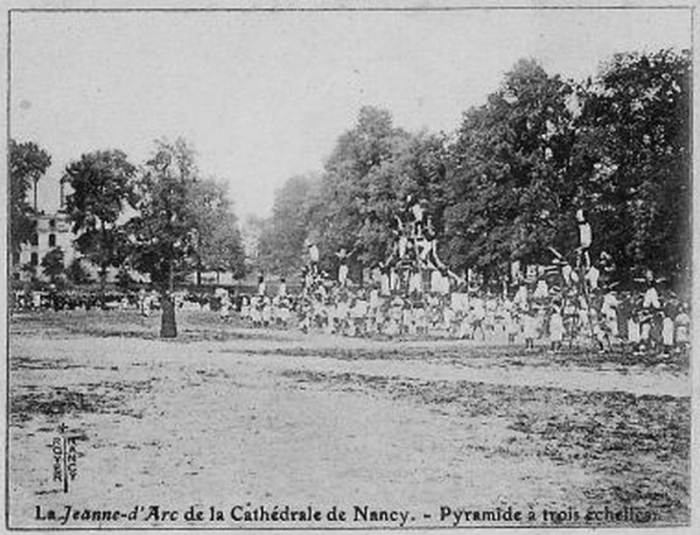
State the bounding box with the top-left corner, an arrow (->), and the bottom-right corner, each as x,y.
575,208 -> 598,347
576,209 -> 592,271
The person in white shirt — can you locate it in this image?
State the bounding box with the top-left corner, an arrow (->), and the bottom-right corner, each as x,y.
338,263 -> 349,287
549,304 -> 564,352
534,278 -> 549,299
219,291 -> 231,320
643,284 -> 660,310
661,309 -> 674,354
674,305 -> 690,351
585,264 -> 600,292
307,241 -> 320,274
335,247 -> 354,287
576,209 -> 592,270
513,284 -> 528,311
601,291 -> 620,338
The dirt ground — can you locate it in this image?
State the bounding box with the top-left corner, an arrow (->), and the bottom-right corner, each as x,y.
6,309 -> 691,529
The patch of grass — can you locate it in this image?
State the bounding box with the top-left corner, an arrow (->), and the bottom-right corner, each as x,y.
10,309 -> 288,343
260,344 -> 689,374
10,380 -> 155,424
281,369 -> 690,524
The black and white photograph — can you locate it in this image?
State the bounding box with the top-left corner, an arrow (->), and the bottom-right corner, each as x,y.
3,1 -> 696,531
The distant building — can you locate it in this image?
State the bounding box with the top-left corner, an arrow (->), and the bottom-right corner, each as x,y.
15,176 -> 92,283
12,210 -> 78,282
13,177 -> 240,288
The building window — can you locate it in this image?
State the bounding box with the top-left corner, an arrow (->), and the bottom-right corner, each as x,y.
30,253 -> 38,266
49,219 -> 56,229
30,233 -> 39,246
49,234 -> 56,247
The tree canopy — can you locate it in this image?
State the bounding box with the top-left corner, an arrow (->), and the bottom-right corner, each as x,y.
258,173 -> 322,276
571,49 -> 691,282
13,47 -> 689,302
256,50 -> 689,287
41,247 -> 65,285
9,139 -> 51,254
126,138 -> 200,292
189,178 -> 246,280
63,149 -> 138,288
444,58 -> 578,277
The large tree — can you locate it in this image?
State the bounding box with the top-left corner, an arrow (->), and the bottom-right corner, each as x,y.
9,139 -> 51,255
126,138 -> 200,337
444,58 -> 578,278
188,178 -> 246,282
572,49 -> 691,283
311,106 -> 412,272
66,257 -> 91,286
63,149 -> 137,295
204,213 -> 246,282
41,247 -> 65,285
258,173 -> 321,276
260,109 -> 449,278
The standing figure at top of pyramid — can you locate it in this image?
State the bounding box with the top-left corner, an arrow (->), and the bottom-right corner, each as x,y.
335,247 -> 356,287
576,208 -> 592,271
392,215 -> 410,261
403,194 -> 428,238
306,239 -> 320,275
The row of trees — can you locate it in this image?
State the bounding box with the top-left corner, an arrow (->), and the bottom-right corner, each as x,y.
10,137 -> 246,337
11,48 -> 689,334
258,49 -> 691,286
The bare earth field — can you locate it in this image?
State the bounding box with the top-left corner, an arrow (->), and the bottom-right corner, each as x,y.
7,310 -> 691,529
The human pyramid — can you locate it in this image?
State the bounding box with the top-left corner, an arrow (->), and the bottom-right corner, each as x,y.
239,200 -> 690,355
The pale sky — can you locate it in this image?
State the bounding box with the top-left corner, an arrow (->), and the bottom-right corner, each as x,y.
9,7 -> 692,217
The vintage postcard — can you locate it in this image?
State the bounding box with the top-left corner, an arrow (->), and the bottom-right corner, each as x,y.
2,1 -> 697,532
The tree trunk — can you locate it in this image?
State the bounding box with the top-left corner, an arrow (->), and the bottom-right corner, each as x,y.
100,266 -> 107,309
160,255 -> 177,338
160,293 -> 177,338
195,234 -> 202,287
99,221 -> 107,308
